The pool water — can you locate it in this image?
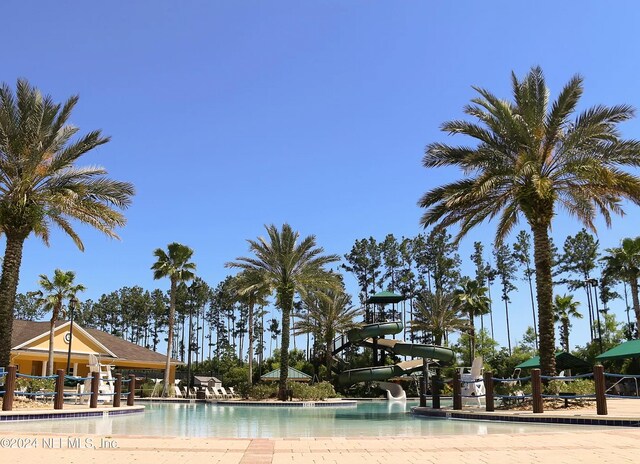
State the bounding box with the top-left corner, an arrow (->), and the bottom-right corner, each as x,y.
0,401 -> 590,438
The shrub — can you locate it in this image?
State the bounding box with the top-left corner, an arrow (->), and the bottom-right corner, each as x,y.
544,379 -> 595,396
249,383 -> 278,400
16,376 -> 55,393
291,381 -> 339,400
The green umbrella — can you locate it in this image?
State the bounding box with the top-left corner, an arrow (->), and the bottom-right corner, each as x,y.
515,352 -> 591,371
596,340 -> 640,361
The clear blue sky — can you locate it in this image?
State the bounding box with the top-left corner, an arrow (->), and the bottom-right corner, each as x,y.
4,1 -> 640,352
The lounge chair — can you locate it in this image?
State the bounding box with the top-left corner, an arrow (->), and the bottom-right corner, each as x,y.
228,387 -> 238,398
219,387 -> 232,398
204,387 -> 214,400
215,386 -> 228,399
173,385 -> 184,398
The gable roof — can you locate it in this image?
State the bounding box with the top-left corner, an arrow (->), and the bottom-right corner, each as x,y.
11,319 -> 180,365
260,366 -> 311,381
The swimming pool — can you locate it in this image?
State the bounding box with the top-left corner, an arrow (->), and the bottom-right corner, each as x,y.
0,401 -> 591,438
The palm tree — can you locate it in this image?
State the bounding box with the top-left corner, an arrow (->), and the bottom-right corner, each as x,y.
226,224 -> 340,400
33,270 -> 85,375
601,237 -> 640,334
232,270 -> 270,385
454,278 -> 490,364
553,294 -> 582,352
411,291 -> 468,346
294,289 -> 363,377
151,243 -> 196,397
0,80 -> 134,367
418,67 -> 640,375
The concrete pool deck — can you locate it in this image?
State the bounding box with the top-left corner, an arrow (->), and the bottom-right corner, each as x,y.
413,396 -> 640,426
2,398 -> 640,463
0,429 -> 639,464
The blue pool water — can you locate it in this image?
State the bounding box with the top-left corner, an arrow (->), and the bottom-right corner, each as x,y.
0,401 -> 590,438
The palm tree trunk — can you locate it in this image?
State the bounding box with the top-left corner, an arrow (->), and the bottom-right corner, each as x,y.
468,309 -> 475,365
248,301 -> 254,386
47,306 -> 61,376
562,319 -> 570,352
531,222 -> 556,376
278,287 -> 294,401
629,278 -> 640,332
0,235 -> 26,368
525,267 -> 538,350
504,300 -> 512,355
163,278 -> 177,397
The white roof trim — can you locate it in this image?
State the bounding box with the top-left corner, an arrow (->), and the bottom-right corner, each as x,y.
12,321 -> 118,358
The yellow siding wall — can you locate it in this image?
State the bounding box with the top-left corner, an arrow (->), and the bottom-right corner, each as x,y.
27,327 -> 108,356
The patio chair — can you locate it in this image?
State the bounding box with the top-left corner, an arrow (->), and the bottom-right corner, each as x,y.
204,387 -> 214,400
215,386 -> 229,399
173,385 -> 184,398
228,387 -> 238,398
461,356 -> 485,407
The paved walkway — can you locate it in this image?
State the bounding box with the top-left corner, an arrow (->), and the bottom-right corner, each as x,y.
1,429 -> 640,464
2,398 -> 640,463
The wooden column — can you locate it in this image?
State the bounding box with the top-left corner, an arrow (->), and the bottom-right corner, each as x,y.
452,368 -> 462,410
127,375 -> 136,406
54,369 -> 65,410
432,369 -> 441,409
594,364 -> 608,416
90,372 -> 100,408
532,368 -> 543,413
2,366 -> 16,411
113,373 -> 122,408
484,371 -> 494,412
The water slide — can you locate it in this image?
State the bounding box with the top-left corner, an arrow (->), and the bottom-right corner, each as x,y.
336,321 -> 455,391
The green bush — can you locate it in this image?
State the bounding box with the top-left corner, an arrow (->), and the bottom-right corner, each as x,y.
139,380 -> 157,398
16,376 -> 55,393
248,383 -> 278,400
291,381 -> 339,400
544,379 -> 595,396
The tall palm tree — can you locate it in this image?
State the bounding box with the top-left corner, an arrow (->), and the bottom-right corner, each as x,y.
232,270 -> 270,385
454,278 -> 490,364
226,224 -> 340,400
33,269 -> 85,375
418,67 -> 640,375
411,291 -> 468,346
601,237 -> 640,333
553,294 -> 582,352
151,243 -> 196,397
0,80 -> 134,367
294,289 -> 363,377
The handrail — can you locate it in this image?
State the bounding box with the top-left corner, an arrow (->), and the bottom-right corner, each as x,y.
16,373 -> 58,380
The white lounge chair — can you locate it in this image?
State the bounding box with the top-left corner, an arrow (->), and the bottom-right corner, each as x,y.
228,387 -> 238,398
204,387 -> 214,400
461,356 -> 485,407
173,385 -> 184,398
215,386 -> 229,399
